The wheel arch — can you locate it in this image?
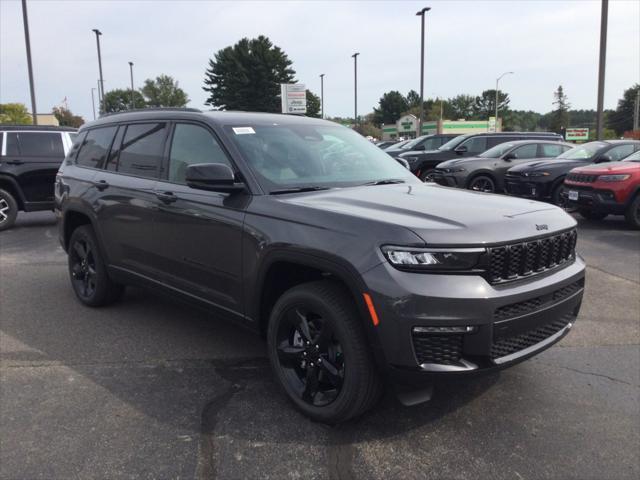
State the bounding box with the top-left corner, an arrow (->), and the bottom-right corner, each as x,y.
0,175 -> 26,210
465,170 -> 498,190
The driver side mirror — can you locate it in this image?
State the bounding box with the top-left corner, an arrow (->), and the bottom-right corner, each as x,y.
454,145 -> 468,154
503,152 -> 518,161
185,163 -> 244,193
595,154 -> 613,163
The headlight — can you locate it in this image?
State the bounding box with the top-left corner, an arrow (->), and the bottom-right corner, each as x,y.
381,246 -> 484,271
523,171 -> 551,177
598,174 -> 630,182
442,167 -> 466,173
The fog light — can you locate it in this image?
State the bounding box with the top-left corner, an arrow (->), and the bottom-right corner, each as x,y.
413,326 -> 477,334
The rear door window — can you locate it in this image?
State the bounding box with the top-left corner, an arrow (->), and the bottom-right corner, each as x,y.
116,123 -> 167,178
461,136 -> 487,154
5,132 -> 64,157
512,144 -> 538,159
76,126 -> 117,169
540,143 -> 567,158
606,144 -> 635,161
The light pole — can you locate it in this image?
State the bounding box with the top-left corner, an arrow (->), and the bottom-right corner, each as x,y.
595,0 -> 608,140
416,7 -> 431,137
21,0 -> 37,125
495,71 -> 513,132
352,53 -> 359,128
319,73 -> 325,119
92,29 -> 105,114
91,88 -> 97,120
128,61 -> 135,109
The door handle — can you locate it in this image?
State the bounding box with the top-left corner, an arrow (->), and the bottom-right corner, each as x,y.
93,179 -> 109,191
156,191 -> 178,204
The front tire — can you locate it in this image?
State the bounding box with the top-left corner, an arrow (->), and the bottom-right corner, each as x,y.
267,281 -> 382,423
0,189 -> 18,231
419,169 -> 436,183
624,195 -> 640,229
468,175 -> 496,193
68,225 -> 124,306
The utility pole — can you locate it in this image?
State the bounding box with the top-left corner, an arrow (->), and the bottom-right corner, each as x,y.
495,71 -> 514,132
128,62 -> 135,109
91,88 -> 97,120
633,89 -> 639,131
21,0 -> 37,125
352,53 -> 359,129
416,7 -> 430,138
595,0 -> 608,140
319,73 -> 325,119
93,29 -> 105,114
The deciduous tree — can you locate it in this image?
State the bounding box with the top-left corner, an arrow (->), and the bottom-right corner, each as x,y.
372,91 -> 408,125
0,103 -> 32,124
141,74 -> 189,108
607,83 -> 639,135
103,89 -> 146,114
52,106 -> 84,128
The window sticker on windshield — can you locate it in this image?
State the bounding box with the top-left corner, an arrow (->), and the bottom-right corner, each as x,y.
233,127 -> 255,135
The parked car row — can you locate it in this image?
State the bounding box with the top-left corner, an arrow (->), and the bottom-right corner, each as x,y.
407,133 -> 640,229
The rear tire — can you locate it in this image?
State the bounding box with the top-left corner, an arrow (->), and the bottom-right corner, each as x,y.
0,189 -> 18,231
68,225 -> 124,306
578,209 -> 608,221
552,183 -> 569,208
624,195 -> 640,230
267,281 -> 382,423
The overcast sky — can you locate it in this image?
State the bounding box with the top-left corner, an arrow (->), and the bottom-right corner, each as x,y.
1,0 -> 638,122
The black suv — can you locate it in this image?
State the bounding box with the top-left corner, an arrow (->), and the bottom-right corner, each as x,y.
384,134 -> 458,159
0,125 -> 77,230
56,110 -> 585,423
399,132 -> 563,182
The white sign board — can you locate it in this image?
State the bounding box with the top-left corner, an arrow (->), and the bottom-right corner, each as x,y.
488,116 -> 497,133
280,83 -> 307,114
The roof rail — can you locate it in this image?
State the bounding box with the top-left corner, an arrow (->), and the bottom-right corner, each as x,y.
0,124 -> 77,132
99,107 -> 202,118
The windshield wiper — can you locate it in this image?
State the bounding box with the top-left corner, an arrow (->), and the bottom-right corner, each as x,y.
362,179 -> 406,186
269,186 -> 331,195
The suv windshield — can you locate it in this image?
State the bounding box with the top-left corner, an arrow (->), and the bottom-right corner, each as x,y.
438,135 -> 468,151
623,150 -> 640,162
226,123 -> 416,192
479,142 -> 517,158
403,136 -> 427,150
557,142 -> 607,160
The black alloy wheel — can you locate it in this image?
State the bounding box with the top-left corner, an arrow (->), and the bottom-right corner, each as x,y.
468,175 -> 496,193
420,169 -> 437,183
625,195 -> 640,230
267,281 -> 382,423
275,306 -> 344,407
0,189 -> 18,231
67,225 -> 124,306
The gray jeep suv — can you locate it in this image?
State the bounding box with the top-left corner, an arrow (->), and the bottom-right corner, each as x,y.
55,109 -> 585,423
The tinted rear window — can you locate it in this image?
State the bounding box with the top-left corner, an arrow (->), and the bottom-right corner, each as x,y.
5,132 -> 64,157
116,123 -> 167,178
76,127 -> 117,169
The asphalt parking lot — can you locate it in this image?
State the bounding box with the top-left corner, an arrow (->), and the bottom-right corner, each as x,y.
1,211 -> 638,480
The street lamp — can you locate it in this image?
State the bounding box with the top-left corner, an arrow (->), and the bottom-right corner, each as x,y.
92,29 -> 105,114
319,73 -> 325,119
595,0 -> 608,140
128,61 -> 135,109
495,71 -> 513,132
21,0 -> 37,125
351,53 -> 359,128
91,88 -> 97,120
416,7 -> 431,137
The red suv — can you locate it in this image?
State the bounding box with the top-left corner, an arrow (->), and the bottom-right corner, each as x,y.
564,150 -> 640,229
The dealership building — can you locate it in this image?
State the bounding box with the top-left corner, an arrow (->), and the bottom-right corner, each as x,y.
380,114 -> 502,140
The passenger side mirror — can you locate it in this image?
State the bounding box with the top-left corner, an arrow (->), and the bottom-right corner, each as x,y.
185,163 -> 244,193
454,145 -> 468,154
595,154 -> 612,163
503,152 -> 517,161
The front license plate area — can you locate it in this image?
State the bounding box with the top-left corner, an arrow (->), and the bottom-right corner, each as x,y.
568,190 -> 579,201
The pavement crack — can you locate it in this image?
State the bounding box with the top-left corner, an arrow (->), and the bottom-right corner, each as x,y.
542,362 -> 638,387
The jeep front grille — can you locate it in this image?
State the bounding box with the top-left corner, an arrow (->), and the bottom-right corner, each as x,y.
566,173 -> 598,183
488,229 -> 577,284
490,315 -> 572,360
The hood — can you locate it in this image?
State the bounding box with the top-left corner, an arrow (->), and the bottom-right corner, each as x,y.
278,183 -> 576,245
399,149 -> 442,158
509,159 -> 589,172
437,157 -> 482,168
571,161 -> 640,174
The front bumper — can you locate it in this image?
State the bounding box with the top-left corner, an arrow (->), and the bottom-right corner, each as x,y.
432,171 -> 462,188
563,184 -> 626,214
504,177 -> 551,200
362,256 -> 585,384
